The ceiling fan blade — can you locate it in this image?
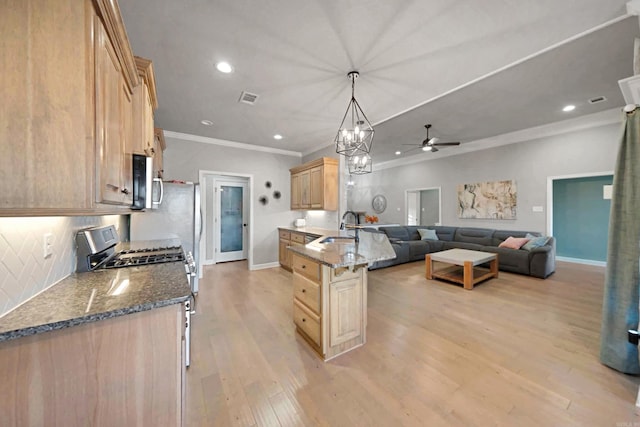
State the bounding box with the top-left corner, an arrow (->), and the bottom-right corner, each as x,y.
402,143 -> 422,146
431,141 -> 460,146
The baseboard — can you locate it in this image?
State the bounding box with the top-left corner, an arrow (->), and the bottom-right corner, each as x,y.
556,256 -> 606,267
250,262 -> 281,271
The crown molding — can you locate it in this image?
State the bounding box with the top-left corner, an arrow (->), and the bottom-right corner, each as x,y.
373,108 -> 622,172
163,130 -> 302,157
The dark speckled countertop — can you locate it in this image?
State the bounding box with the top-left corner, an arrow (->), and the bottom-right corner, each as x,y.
0,239 -> 190,343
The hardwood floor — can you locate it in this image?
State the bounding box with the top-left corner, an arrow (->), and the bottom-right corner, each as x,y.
186,260 -> 640,426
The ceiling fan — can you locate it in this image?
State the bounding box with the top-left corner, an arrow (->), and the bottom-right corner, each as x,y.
403,124 -> 460,153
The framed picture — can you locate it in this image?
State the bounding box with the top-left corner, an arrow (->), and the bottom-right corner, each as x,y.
457,180 -> 517,219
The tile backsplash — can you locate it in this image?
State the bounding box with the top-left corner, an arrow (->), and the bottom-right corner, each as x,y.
0,215 -> 128,317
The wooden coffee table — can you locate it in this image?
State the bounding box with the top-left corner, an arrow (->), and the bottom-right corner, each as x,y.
425,249 -> 498,290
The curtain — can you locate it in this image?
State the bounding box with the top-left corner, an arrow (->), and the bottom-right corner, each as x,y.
600,108 -> 640,374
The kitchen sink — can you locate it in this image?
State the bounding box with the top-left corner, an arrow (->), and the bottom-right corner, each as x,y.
319,236 -> 355,244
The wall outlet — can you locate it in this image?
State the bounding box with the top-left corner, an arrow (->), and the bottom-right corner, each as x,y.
43,233 -> 53,258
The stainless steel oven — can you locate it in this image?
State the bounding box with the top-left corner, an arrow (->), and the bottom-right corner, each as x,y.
76,225 -> 194,367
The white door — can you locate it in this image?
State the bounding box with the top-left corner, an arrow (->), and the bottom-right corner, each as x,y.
215,179 -> 248,263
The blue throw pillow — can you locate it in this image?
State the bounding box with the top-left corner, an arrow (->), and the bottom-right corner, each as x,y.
417,228 -> 439,241
522,233 -> 550,251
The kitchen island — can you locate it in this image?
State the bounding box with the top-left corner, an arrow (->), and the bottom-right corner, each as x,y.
287,230 -> 395,360
0,239 -> 190,426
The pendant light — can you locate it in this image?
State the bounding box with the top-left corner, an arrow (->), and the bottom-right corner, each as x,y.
335,71 -> 374,157
348,153 -> 372,175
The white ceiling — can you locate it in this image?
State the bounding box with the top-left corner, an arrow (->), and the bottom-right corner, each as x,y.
119,0 -> 637,163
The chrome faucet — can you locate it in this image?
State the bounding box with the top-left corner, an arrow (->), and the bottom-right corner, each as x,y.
340,211 -> 360,243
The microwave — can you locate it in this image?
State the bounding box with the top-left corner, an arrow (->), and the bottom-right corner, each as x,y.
131,154 -> 163,210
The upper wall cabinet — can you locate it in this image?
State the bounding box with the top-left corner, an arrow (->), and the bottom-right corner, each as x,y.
131,57 -> 158,157
290,157 -> 338,211
0,0 -> 145,215
152,128 -> 165,179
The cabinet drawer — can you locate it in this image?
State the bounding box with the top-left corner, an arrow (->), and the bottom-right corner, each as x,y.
290,232 -> 305,244
279,229 -> 291,240
293,299 -> 321,346
292,254 -> 321,282
330,265 -> 362,282
293,274 -> 320,314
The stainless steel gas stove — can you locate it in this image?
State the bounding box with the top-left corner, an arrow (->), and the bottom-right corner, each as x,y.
75,225 -> 195,367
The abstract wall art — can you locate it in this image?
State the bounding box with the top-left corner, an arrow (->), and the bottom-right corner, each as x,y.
457,180 -> 517,219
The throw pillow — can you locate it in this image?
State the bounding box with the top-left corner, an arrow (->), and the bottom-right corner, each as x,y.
522,233 -> 550,251
417,228 -> 439,240
498,236 -> 530,249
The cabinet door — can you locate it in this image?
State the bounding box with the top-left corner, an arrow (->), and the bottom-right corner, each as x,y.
299,170 -> 310,208
279,238 -> 291,269
120,83 -> 133,204
309,166 -> 323,208
131,83 -> 150,155
0,0 -> 92,211
95,16 -> 126,205
329,277 -> 362,346
153,128 -> 164,178
291,173 -> 301,209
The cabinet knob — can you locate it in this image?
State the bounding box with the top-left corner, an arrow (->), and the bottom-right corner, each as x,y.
121,188 -> 130,195
302,318 -> 306,322
302,289 -> 306,293
301,265 -> 306,269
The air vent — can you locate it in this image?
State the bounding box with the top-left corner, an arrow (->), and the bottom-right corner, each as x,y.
239,91 -> 259,105
588,96 -> 607,104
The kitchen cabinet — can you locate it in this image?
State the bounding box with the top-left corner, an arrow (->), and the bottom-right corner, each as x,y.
131,57 -> 158,156
153,127 -> 166,178
0,0 -> 141,215
278,229 -> 305,271
0,304 -> 185,426
291,253 -> 367,360
289,157 -> 338,211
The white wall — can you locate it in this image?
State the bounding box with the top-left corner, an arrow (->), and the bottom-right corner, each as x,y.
163,135 -> 302,267
0,215 -> 128,316
349,120 -> 621,233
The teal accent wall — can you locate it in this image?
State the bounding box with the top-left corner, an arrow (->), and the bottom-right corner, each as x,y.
553,175 -> 613,261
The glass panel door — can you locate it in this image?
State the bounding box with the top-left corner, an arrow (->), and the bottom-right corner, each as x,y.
215,180 -> 248,262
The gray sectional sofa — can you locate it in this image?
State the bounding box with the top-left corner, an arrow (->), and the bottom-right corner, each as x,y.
366,226 -> 555,278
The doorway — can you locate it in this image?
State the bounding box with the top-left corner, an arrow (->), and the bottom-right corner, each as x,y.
405,187 -> 441,226
548,172 -> 613,265
200,172 -> 251,267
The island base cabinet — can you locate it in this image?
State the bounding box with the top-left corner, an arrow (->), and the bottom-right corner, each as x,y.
0,304 -> 185,427
291,253 -> 367,361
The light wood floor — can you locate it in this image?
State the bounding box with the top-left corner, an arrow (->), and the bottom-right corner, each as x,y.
186,260 -> 640,426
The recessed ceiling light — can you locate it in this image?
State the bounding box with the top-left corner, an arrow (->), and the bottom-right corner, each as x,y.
395,151 -> 401,155
200,120 -> 213,126
216,61 -> 233,73
562,104 -> 576,112
273,134 -> 283,140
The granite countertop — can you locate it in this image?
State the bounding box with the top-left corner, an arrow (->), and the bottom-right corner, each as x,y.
0,239 -> 190,343
278,226 -> 349,237
287,229 -> 396,268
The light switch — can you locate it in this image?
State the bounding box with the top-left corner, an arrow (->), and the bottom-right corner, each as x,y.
532,206 -> 544,213
43,233 -> 53,258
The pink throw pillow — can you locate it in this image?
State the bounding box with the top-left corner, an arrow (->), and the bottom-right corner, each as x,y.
498,236 -> 530,249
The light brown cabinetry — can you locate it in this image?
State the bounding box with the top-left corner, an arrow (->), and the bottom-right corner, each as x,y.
291,253 -> 367,361
290,157 -> 338,211
278,229 -> 305,271
0,0 -> 149,215
94,15 -> 133,205
0,304 -> 185,426
153,127 -> 166,178
131,57 -> 158,156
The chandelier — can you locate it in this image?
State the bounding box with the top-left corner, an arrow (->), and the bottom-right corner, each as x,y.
335,71 -> 374,157
348,153 -> 372,175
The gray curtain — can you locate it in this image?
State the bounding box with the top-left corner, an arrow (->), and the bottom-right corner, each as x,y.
600,108 -> 640,374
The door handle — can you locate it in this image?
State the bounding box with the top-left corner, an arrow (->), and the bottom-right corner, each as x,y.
243,223 -> 247,227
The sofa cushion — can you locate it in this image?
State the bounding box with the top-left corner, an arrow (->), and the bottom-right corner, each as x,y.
428,226 -> 457,241
522,233 -> 551,251
499,236 -> 530,249
481,246 -> 530,275
454,227 -> 494,246
443,241 -> 484,251
406,240 -> 431,260
380,226 -> 410,241
492,229 -> 537,247
404,226 -> 423,241
417,228 -> 438,240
